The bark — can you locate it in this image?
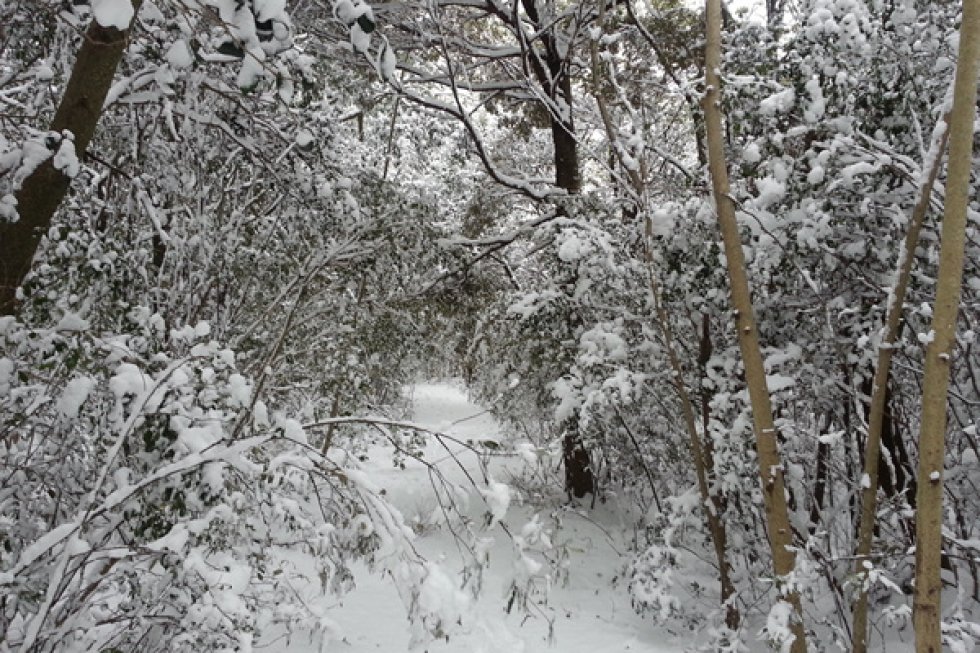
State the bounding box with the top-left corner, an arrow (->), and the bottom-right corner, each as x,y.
912,1 -> 980,650
696,316 -> 738,629
702,0 -> 805,649
0,10 -> 138,315
519,0 -> 580,194
517,0 -> 590,496
850,107 -> 950,653
551,74 -> 580,193
562,270 -> 594,498
563,419 -> 595,498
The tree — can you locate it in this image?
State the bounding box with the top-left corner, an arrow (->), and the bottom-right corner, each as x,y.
0,3 -> 488,650
0,3 -> 139,315
374,0 -> 601,496
850,102 -> 950,653
702,0 -> 806,649
912,1 -> 980,650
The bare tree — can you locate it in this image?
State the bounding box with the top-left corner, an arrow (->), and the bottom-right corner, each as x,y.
702,0 -> 806,648
912,1 -> 980,650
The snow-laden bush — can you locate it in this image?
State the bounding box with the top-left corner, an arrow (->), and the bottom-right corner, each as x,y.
0,313 -> 422,652
629,542 -> 681,623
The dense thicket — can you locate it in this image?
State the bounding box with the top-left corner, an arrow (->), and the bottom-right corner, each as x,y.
1,0 -> 979,651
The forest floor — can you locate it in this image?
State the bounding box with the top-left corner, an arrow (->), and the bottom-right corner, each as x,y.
261,381 -> 682,653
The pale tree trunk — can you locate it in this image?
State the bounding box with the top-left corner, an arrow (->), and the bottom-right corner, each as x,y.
913,2 -> 980,650
850,108 -> 951,653
702,0 -> 805,650
0,6 -> 139,315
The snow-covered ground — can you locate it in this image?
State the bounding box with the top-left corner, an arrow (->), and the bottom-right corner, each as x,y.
264,382 -> 681,652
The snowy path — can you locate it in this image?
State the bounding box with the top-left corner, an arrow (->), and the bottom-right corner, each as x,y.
272,382 -> 681,653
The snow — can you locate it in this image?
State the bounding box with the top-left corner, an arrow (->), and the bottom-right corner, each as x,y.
237,51 -> 267,90
256,382 -> 682,653
759,87 -> 795,115
55,311 -> 89,332
295,129 -> 315,148
91,0 -> 135,30
648,205 -> 676,238
0,357 -> 14,394
13,522 -> 79,573
166,40 -> 194,69
754,176 -> 787,208
176,423 -> 223,454
841,161 -> 877,185
350,24 -> 372,54
0,194 -> 16,222
380,40 -> 397,81
253,0 -> 287,21
807,163 -> 825,185
57,376 -> 96,417
481,479 -> 511,527
765,344 -> 802,369
414,562 -> 473,638
109,362 -> 151,399
558,233 -> 588,262
227,373 -> 251,407
803,77 -> 825,123
766,374 -> 795,392
52,135 -> 80,178
760,600 -> 797,653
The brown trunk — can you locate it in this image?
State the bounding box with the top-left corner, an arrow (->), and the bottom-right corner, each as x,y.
0,11 -> 137,314
697,315 -> 738,630
702,0 -> 805,649
912,1 -> 980,649
552,76 -> 580,193
520,0 -> 580,195
876,383 -> 916,541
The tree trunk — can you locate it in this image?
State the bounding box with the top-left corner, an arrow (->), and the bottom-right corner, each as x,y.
521,0 -> 591,497
563,419 -> 594,498
0,10 -> 137,315
913,2 -> 980,650
551,75 -> 580,194
702,0 -> 805,650
850,105 -> 950,653
696,314 -> 739,630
